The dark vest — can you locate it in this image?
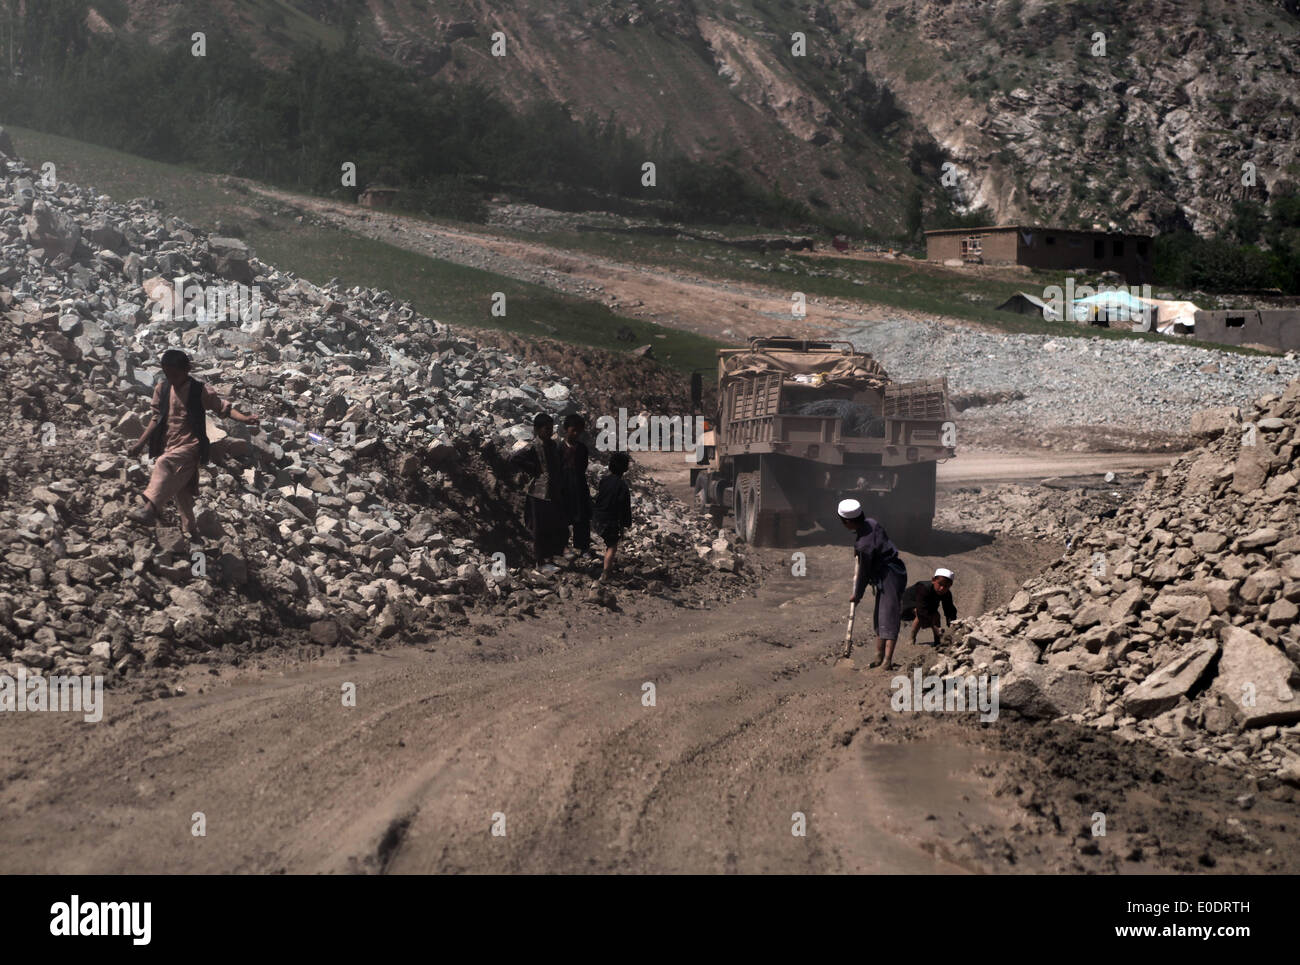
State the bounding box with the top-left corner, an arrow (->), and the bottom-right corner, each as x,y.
149,378 -> 209,464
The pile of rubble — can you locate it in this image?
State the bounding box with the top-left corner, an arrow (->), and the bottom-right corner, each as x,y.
843,318 -> 1300,452
0,130 -> 751,682
470,329 -> 716,418
936,476 -> 1141,543
937,389 -> 1300,783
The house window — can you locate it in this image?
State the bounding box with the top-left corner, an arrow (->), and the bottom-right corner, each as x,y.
1093,239 -> 1104,259
1068,237 -> 1083,248
1226,316 -> 1245,328
1136,240 -> 1148,258
1046,235 -> 1056,245
1113,239 -> 1124,257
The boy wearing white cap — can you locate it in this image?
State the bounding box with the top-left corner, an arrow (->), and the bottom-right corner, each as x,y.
900,569 -> 957,646
838,498 -> 908,671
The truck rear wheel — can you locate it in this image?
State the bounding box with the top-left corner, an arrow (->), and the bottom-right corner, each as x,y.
733,472 -> 759,545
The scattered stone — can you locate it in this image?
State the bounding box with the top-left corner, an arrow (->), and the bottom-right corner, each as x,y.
0,152 -> 754,684
944,372 -> 1300,777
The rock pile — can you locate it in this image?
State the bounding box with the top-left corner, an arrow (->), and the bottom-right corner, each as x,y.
0,131 -> 750,682
937,475 -> 1142,543
842,318 -> 1300,452
936,382 -> 1300,783
470,329 -> 717,418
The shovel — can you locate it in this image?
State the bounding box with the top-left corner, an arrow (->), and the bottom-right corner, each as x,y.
835,557 -> 861,671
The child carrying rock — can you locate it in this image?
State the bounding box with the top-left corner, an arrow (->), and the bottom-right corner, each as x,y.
127,349 -> 260,541
510,412 -> 569,574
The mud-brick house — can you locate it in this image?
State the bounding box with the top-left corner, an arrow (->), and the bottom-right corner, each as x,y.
925,225 -> 1153,284
358,186 -> 399,209
1194,309 -> 1300,353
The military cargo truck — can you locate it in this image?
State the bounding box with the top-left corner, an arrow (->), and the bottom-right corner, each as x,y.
690,336 -> 955,547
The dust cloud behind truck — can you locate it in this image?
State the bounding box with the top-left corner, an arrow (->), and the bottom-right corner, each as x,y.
690,336 -> 955,547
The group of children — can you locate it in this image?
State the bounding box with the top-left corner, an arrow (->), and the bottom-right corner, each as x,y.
126,349 -> 951,643
126,350 -> 635,582
510,412 -> 633,582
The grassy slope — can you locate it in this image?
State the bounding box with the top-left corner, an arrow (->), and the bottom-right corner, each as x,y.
514,226 -> 1246,347
10,125 -> 725,374
10,124 -> 1258,357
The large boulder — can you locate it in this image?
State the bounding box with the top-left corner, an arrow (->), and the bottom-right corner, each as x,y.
1149,592 -> 1212,628
1184,452 -> 1229,494
24,201 -> 82,257
10,177 -> 36,212
1189,406 -> 1240,438
1122,640 -> 1219,718
998,665 -> 1092,718
206,236 -> 255,285
86,217 -> 129,255
1211,626 -> 1300,728
1231,440 -> 1275,495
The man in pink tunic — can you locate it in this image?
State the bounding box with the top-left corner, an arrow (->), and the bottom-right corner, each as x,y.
126,349 -> 260,539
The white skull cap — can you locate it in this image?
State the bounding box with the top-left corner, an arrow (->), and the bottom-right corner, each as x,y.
934,567 -> 954,580
837,498 -> 862,519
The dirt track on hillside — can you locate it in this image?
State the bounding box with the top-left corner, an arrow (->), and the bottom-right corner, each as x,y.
247,184 -> 961,342
936,451 -> 1176,485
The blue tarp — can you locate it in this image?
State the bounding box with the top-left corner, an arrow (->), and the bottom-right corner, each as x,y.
1072,289 -> 1151,323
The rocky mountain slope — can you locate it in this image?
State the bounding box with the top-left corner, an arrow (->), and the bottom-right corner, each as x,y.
851,0 -> 1300,234
68,0 -> 1300,234
0,130 -> 752,683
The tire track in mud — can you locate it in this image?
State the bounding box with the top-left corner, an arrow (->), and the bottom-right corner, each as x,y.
5,532 -> 1295,873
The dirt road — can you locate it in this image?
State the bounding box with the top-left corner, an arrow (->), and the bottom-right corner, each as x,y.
3,517 -> 1294,874
936,450 -> 1177,486
248,185 -> 954,341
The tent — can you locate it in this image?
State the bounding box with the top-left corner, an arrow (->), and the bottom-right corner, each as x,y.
1071,290 -> 1154,327
1139,297 -> 1200,336
996,291 -> 1062,321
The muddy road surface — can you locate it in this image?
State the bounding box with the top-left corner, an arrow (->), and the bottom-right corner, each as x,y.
3,515 -> 1295,873
936,451 -> 1178,486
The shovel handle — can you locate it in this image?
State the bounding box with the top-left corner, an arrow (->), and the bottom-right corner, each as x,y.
843,555 -> 861,657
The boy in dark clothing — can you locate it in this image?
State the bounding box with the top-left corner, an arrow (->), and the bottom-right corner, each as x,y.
901,568 -> 957,646
838,498 -> 907,671
559,413 -> 593,558
510,413 -> 569,572
591,452 -> 632,583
